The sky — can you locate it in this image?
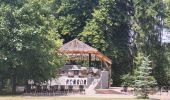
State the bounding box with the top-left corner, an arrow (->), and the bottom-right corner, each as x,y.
162,28 -> 170,43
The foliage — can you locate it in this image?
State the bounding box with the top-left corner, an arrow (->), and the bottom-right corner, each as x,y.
0,0 -> 170,94
54,0 -> 98,42
80,0 -> 131,86
130,0 -> 169,87
164,0 -> 170,28
121,74 -> 134,87
0,0 -> 64,93
134,55 -> 156,98
122,53 -> 157,98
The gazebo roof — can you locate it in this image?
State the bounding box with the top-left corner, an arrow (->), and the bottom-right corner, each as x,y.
59,38 -> 98,53
58,39 -> 112,65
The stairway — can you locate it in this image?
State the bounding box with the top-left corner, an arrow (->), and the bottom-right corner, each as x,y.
85,78 -> 101,95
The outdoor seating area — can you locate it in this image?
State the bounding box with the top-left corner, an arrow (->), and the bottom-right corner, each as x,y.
24,81 -> 85,96
22,39 -> 112,95
23,65 -> 109,95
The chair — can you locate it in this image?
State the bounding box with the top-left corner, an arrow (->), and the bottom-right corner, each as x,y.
60,85 -> 66,94
68,85 -> 73,94
79,85 -> 85,94
73,85 -> 79,94
30,85 -> 36,95
41,85 -> 48,95
49,86 -> 54,93
161,86 -> 169,95
24,84 -> 31,93
36,84 -> 42,96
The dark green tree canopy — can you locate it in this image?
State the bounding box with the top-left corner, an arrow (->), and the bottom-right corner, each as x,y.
0,0 -> 64,84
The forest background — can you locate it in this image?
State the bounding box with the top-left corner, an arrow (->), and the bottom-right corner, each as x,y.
0,0 -> 170,94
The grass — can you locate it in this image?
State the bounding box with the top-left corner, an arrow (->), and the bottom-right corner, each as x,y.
0,96 -> 154,100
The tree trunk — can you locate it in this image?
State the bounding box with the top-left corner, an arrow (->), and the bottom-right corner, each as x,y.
11,68 -> 16,95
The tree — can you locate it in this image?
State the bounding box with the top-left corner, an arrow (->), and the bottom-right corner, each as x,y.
80,0 -> 132,86
164,0 -> 170,28
129,0 -> 170,87
122,53 -> 157,98
0,0 -> 168,93
134,54 -> 156,98
0,0 -> 64,94
121,52 -> 144,86
52,0 -> 145,86
54,0 -> 98,42
130,0 -> 161,56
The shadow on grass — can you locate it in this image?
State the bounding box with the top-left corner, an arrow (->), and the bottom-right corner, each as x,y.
0,90 -> 22,96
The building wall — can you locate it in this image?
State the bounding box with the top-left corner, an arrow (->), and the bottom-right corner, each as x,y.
96,71 -> 109,89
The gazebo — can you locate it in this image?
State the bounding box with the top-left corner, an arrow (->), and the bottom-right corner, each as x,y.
24,39 -> 112,94
57,39 -> 112,79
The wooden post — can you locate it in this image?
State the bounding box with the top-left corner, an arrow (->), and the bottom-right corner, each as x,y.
109,64 -> 112,88
89,53 -> 91,67
100,60 -> 103,70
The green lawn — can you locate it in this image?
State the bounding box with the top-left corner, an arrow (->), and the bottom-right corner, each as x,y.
0,96 -> 154,100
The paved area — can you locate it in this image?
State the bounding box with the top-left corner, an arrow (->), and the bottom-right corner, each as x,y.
66,94 -> 136,98
22,87 -> 170,100
150,94 -> 170,100
66,94 -> 164,99
66,90 -> 170,100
